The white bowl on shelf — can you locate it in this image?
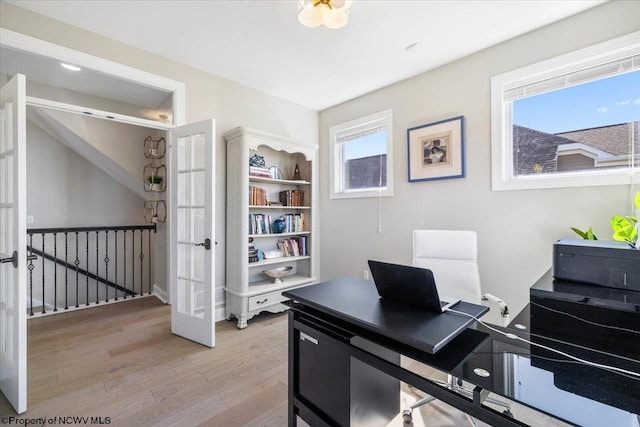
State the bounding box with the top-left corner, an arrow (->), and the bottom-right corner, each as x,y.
262,266 -> 293,283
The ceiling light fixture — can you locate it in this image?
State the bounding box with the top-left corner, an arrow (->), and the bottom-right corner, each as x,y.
298,0 -> 354,29
60,62 -> 81,71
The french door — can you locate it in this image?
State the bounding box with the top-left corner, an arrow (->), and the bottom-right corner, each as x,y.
0,74 -> 27,414
169,119 -> 216,347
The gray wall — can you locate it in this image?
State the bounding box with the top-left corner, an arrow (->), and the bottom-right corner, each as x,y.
26,121 -> 144,227
318,1 -> 640,323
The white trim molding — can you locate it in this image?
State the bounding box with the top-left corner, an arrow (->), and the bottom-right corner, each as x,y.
0,28 -> 186,128
153,284 -> 168,304
491,31 -> 640,191
329,108 -> 394,199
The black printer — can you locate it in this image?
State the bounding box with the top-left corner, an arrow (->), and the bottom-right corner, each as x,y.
553,238 -> 640,291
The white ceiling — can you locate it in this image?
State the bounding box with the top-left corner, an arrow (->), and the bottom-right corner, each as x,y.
7,0 -> 606,111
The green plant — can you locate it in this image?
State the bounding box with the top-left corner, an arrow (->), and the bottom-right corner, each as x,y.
146,175 -> 163,184
570,227 -> 597,240
610,191 -> 640,246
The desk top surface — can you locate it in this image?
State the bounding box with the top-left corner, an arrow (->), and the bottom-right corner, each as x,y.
287,273 -> 640,427
283,276 -> 488,354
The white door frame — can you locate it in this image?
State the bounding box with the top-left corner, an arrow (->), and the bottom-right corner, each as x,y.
0,28 -> 187,307
0,28 -> 186,127
0,28 -> 220,409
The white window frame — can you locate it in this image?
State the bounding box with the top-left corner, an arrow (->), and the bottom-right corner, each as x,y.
491,31 -> 640,191
329,109 -> 393,199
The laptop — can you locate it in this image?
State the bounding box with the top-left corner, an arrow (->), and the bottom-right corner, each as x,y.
368,260 -> 460,312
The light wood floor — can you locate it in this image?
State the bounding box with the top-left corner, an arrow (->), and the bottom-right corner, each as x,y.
0,297 -> 565,426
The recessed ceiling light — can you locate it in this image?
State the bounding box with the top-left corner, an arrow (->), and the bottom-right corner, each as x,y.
405,42 -> 419,52
60,62 -> 81,71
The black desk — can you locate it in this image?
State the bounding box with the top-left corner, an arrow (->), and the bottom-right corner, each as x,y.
285,275 -> 640,427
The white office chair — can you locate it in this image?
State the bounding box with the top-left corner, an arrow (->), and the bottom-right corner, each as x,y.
404,230 -> 511,426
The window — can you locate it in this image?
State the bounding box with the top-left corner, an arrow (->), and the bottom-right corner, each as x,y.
491,32 -> 640,191
330,109 -> 393,199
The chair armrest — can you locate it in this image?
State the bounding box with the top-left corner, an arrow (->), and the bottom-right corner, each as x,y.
482,293 -> 509,317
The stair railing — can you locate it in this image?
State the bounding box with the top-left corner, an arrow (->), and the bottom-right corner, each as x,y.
26,224 -> 156,316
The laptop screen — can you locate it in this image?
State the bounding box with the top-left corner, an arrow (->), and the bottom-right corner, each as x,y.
368,260 -> 459,312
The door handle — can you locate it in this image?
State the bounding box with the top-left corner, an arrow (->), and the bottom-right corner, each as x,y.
0,251 -> 18,268
0,252 -> 37,268
195,238 -> 211,250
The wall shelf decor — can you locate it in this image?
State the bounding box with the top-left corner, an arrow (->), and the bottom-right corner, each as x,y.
144,136 -> 166,159
143,135 -> 167,223
143,163 -> 166,192
144,200 -> 167,223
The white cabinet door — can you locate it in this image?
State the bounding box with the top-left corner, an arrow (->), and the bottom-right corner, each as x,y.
169,119 -> 215,347
0,74 -> 27,413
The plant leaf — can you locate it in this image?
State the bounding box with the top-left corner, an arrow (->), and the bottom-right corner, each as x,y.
635,191 -> 640,209
611,215 -> 631,230
611,215 -> 635,242
586,227 -> 597,240
570,227 -> 587,239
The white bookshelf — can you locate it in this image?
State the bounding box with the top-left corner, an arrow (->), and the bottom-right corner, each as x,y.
224,127 -> 318,329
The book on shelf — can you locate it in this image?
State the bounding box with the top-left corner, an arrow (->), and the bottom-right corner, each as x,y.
248,213 -> 273,235
249,166 -> 271,178
249,185 -> 267,206
277,236 -> 308,257
279,189 -> 304,207
249,213 -> 305,234
282,213 -> 305,233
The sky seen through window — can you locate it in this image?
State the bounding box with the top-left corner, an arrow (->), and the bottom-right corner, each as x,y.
513,70 -> 639,134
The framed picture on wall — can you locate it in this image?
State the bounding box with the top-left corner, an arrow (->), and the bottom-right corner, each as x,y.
407,116 -> 465,182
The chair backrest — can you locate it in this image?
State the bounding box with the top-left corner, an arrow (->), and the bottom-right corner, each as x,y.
412,230 -> 482,304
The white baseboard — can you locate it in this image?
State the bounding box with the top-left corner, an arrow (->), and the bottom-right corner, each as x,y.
153,284 -> 168,304
215,302 -> 226,322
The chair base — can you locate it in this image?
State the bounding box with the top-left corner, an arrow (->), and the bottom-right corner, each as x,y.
403,375 -> 512,426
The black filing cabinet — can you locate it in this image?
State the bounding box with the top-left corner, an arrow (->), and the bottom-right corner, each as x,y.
297,320 -> 351,425
293,314 -> 400,426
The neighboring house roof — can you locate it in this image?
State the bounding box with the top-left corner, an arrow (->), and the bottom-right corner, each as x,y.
514,121 -> 639,175
513,125 -> 575,175
555,122 -> 639,156
556,143 -> 618,161
345,154 -> 387,189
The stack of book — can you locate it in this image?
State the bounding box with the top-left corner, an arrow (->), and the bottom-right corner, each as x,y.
249,186 -> 267,206
279,190 -> 304,206
278,236 -> 308,257
282,213 -> 305,233
248,213 -> 273,235
249,166 -> 271,178
248,240 -> 259,263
